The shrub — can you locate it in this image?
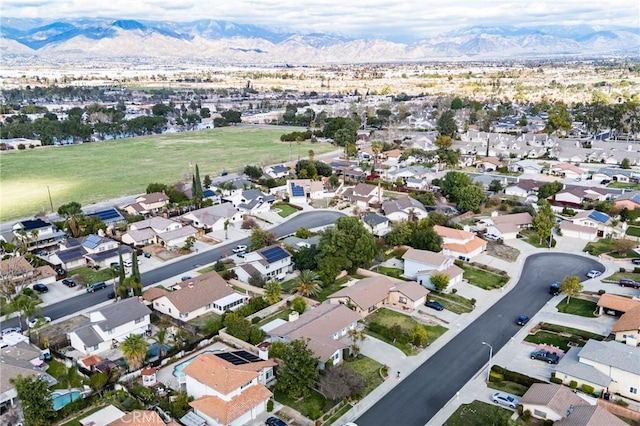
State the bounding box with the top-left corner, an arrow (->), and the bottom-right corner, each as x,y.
620,267 -> 626,272
451,288 -> 458,294
470,298 -> 477,306
522,409 -> 531,421
267,399 -> 274,412
581,384 -> 594,394
616,399 -> 629,407
454,259 -> 463,267
598,289 -> 606,295
489,371 -> 504,382
543,420 -> 554,426
251,316 -> 261,324
634,267 -> 640,273
308,408 -> 322,420
550,377 -> 563,384
569,380 -> 578,389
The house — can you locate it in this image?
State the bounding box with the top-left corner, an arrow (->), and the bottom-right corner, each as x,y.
558,221 -> 598,241
149,271 -> 248,320
361,212 -> 391,237
85,208 -> 126,228
123,192 -> 170,216
402,247 -> 464,289
122,217 -> 198,249
552,186 -> 609,206
509,159 -> 544,174
0,342 -> 56,412
287,179 -> 327,202
341,183 -> 382,208
486,212 -> 533,240
596,293 -> 640,317
554,340 -> 640,402
268,303 -> 361,368
12,218 -> 66,251
519,383 -> 589,422
611,305 -> 640,346
183,352 -> 275,426
264,164 -> 291,179
0,256 -> 35,286
89,408 -> 173,426
591,167 -> 634,183
614,191 -> 640,211
474,157 -> 503,172
405,177 -> 428,190
234,245 -> 292,283
381,196 -> 429,221
553,405 -> 628,426
328,275 -> 428,316
566,210 -> 625,239
279,235 -> 321,252
549,163 -> 587,180
223,189 -> 276,215
504,179 -> 540,198
180,204 -> 243,232
51,234 -> 132,270
433,225 -> 487,259
67,298 -> 151,355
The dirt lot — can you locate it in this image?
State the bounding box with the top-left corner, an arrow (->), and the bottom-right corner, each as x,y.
30,315 -> 89,349
486,241 -> 520,263
143,244 -> 182,262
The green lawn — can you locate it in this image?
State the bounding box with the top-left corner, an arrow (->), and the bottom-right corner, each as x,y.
374,266 -> 406,279
487,380 -> 529,397
272,202 -> 300,218
274,389 -> 331,420
556,297 -> 598,318
428,292 -> 475,314
626,226 -> 640,237
519,229 -> 556,249
343,356 -> 385,396
536,323 -> 605,341
524,331 -> 574,352
462,265 -> 508,290
315,276 -> 351,302
608,182 -> 640,190
68,267 -> 115,286
444,400 -> 514,426
583,238 -> 637,258
0,126 -> 334,220
602,271 -> 640,283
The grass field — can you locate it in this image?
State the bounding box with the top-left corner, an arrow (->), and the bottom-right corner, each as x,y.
626,226 -> 640,237
461,265 -> 508,289
556,297 -> 598,318
444,400 -> 514,426
0,126 -> 335,221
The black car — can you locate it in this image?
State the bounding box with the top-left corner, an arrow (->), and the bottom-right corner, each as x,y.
62,278 -> 76,287
86,281 -> 107,292
549,281 -> 561,296
33,283 -> 49,293
516,315 -> 529,326
530,350 -> 560,364
424,300 -> 445,311
632,259 -> 640,265
265,417 -> 288,426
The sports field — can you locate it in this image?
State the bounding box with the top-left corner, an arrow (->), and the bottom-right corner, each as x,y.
0,126 -> 335,221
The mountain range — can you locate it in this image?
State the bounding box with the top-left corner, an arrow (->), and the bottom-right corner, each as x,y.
1,18 -> 638,64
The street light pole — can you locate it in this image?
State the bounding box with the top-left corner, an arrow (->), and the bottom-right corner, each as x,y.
481,341 -> 493,382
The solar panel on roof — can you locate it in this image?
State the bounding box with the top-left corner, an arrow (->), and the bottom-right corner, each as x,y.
214,351 -> 263,365
588,210 -> 609,223
88,208 -> 121,221
261,246 -> 289,263
235,350 -> 262,362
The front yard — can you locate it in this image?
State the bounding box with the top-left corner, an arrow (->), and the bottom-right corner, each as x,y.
461,265 -> 508,290
444,400 -> 516,426
555,297 -> 598,318
524,322 -> 605,351
272,202 -> 302,218
68,267 -> 115,286
518,229 -> 556,249
428,292 -> 475,314
365,308 -> 448,355
584,238 -> 639,258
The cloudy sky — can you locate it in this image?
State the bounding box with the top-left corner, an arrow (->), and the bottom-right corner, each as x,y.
4,0 -> 639,41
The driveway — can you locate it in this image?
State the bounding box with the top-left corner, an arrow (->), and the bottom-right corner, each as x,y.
358,334 -> 406,371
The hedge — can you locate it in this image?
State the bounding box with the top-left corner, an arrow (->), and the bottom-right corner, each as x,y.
581,384 -> 594,394
491,365 -> 544,387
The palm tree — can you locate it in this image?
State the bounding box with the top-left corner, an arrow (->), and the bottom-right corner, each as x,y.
121,334 -> 148,371
264,281 -> 282,304
295,270 -> 322,297
12,294 -> 37,330
348,328 -> 366,357
223,218 -> 231,240
153,328 -> 168,359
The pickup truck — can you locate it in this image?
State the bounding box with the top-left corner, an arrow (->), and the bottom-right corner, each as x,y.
530,350 -> 560,364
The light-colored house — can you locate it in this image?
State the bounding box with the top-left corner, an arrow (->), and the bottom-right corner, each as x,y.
184,353 -> 275,426
402,247 -> 464,289
486,212 -> 533,240
123,217 -> 198,249
268,303 -> 361,369
234,245 -> 292,283
474,157 -> 503,171
567,210 -> 625,239
341,183 -> 382,208
558,221 -> 598,241
287,179 -> 327,202
504,179 -> 540,198
149,271 -> 248,320
591,167 -> 633,183
51,234 -> 132,270
554,340 -> 640,402
67,298 -> 151,355
12,218 -> 66,251
180,204 -> 243,232
328,275 -> 428,316
596,293 -> 640,316
520,383 -> 589,422
264,164 -> 291,179
381,196 -> 429,222
509,159 -> 544,174
614,191 -> 640,211
433,225 -> 487,259
612,305 -> 640,347
123,192 -> 170,216
549,163 -> 587,180
553,405 -> 628,426
361,212 -> 391,237
0,256 -> 35,286
223,189 -> 277,215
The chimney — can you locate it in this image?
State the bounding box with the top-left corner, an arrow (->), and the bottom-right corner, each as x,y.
288,311 -> 299,322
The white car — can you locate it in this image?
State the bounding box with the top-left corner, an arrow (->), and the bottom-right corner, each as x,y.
232,244 -> 248,253
586,270 -> 602,278
28,316 -> 52,328
491,391 -> 519,409
484,233 -> 500,241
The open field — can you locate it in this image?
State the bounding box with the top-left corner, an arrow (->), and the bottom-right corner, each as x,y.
0,126 -> 335,221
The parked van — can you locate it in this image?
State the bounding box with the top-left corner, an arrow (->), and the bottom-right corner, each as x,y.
86,281 -> 107,293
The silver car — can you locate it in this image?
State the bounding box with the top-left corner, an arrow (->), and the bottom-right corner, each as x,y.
491,391 -> 519,409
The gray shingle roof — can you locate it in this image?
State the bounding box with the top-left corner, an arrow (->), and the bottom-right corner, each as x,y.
73,325 -> 103,347
91,297 -> 151,332
578,339 -> 640,375
554,346 -> 611,387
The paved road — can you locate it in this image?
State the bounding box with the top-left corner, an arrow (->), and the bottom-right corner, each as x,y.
355,253 -> 604,426
1,210 -> 345,329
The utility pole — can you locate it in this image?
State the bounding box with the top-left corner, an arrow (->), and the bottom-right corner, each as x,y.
46,186 -> 54,212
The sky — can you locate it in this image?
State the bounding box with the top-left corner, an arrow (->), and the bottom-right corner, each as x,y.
3,0 -> 640,41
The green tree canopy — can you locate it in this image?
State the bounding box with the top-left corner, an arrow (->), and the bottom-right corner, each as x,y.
456,185 -> 486,213
440,171 -> 474,202
57,201 -> 82,219
560,275 -> 583,303
275,339 -> 320,399
437,110 -> 458,138
532,201 -> 556,245
248,228 -> 277,251
121,333 -> 148,370
12,374 -> 55,426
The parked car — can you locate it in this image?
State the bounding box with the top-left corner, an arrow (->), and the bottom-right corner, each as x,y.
265,417 -> 288,426
633,259 -> 640,265
86,281 -> 107,292
107,290 -> 116,299
619,279 -> 640,289
516,315 -> 529,326
530,350 -> 560,364
424,300 -> 445,311
232,244 -> 248,253
586,270 -> 602,278
491,392 -> 519,409
181,276 -> 192,282
62,278 -> 76,287
549,281 -> 561,296
600,179 -> 611,185
28,316 -> 51,329
484,233 -> 500,241
236,251 -> 247,258
32,283 -> 49,293
1,326 -> 23,335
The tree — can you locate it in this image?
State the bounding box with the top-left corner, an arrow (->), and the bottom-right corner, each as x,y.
223,312 -> 252,341
408,226 -> 442,252
456,185 -> 486,213
532,201 -> 555,245
319,365 -> 366,401
221,109 -> 242,124
434,135 -> 453,150
248,228 -> 277,251
295,270 -> 322,297
182,235 -> 196,251
621,158 -> 632,169
560,276 -> 582,304
89,371 -> 109,395
57,201 -> 82,219
121,333 -> 148,371
203,174 -> 212,188
292,296 -> 307,314
450,97 -> 464,110
264,281 -> 282,304
223,218 -> 231,240
440,171 -> 473,201
192,164 -> 203,200
545,102 -> 572,135
430,273 -> 449,292
488,179 -> 503,193
11,294 -> 38,331
295,227 -> 312,239
154,328 -> 169,359
348,328 -> 366,357
292,245 -> 318,271
275,339 -> 319,399
615,238 -> 636,254
409,324 -> 428,347
437,110 -> 458,138
12,375 -> 55,425
129,251 -> 142,296
244,165 -> 263,180
537,181 -> 564,200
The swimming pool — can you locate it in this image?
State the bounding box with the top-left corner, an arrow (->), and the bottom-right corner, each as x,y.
173,350 -> 217,376
52,389 -> 83,410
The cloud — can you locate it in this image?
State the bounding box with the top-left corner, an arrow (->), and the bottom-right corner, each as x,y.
2,0 -> 638,40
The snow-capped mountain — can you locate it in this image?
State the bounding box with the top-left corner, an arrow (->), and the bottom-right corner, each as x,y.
1,18 -> 638,64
